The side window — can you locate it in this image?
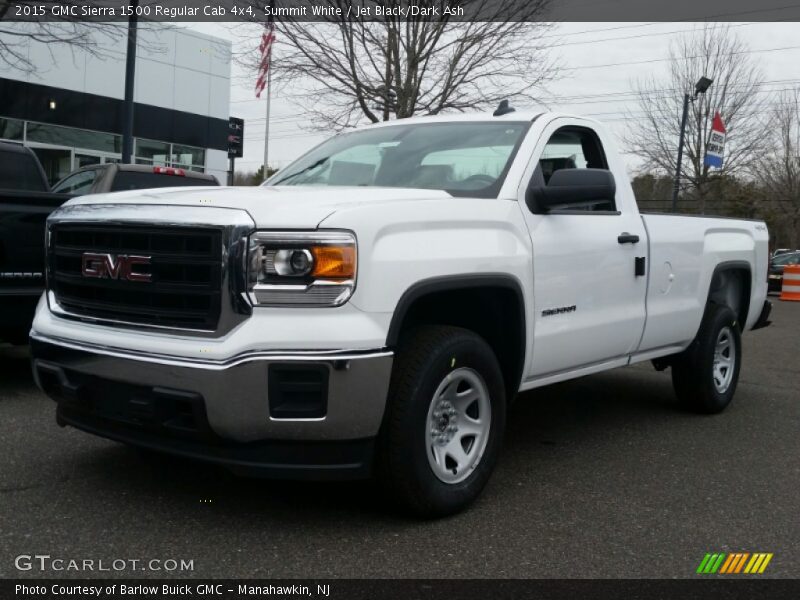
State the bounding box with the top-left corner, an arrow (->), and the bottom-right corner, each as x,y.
537,126 -> 615,212
0,150 -> 48,192
52,170 -> 97,194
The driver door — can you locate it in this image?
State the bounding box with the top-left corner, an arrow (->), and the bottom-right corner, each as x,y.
520,121 -> 648,378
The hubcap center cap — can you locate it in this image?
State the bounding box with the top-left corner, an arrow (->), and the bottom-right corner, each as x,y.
431,401 -> 458,444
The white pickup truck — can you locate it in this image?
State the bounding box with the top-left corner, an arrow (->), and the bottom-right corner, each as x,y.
30,109 -> 771,516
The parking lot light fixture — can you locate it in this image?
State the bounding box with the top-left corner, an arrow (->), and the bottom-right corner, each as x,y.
695,76 -> 713,96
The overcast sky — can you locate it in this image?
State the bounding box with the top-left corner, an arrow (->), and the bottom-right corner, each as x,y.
183,21 -> 800,175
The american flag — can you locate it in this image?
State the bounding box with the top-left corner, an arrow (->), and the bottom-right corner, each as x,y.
255,22 -> 275,99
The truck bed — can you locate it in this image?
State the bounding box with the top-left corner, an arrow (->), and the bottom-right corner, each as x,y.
638,213 -> 769,355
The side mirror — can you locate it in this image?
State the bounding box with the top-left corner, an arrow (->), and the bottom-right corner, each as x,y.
526,168 -> 616,213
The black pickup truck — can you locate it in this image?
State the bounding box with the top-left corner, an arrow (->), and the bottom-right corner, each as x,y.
0,142 -> 73,344
0,142 -> 220,343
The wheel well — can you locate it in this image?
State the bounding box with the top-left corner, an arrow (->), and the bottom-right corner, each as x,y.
653,264 -> 752,371
708,265 -> 751,330
387,277 -> 526,401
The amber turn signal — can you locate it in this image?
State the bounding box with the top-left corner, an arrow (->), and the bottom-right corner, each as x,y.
310,246 -> 356,279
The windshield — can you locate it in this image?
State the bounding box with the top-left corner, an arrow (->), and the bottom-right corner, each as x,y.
267,121 -> 531,198
772,253 -> 800,266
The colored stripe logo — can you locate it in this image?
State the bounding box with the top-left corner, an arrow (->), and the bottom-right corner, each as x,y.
697,552 -> 773,574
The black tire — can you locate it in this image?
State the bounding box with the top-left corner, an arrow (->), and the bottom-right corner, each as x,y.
377,326 -> 506,517
671,303 -> 742,414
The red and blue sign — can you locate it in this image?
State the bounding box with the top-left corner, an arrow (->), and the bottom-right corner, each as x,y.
704,112 -> 726,169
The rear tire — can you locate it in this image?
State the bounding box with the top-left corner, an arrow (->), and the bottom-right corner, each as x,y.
671,303 -> 741,414
378,326 -> 506,517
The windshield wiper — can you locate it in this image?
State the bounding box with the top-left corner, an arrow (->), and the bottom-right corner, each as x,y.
271,157 -> 329,185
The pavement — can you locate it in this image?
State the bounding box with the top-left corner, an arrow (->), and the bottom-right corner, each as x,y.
1,299 -> 798,579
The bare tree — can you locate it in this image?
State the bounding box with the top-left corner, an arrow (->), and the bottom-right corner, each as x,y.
0,1 -> 171,74
1,2 -> 117,72
625,26 -> 766,213
234,165 -> 278,185
237,0 -> 557,130
751,90 -> 800,248
233,170 -> 258,186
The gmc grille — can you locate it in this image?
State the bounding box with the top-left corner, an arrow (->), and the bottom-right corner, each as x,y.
49,224 -> 223,330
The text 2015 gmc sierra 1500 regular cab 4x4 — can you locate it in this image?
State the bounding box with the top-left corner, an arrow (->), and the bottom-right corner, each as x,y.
30,110 -> 772,516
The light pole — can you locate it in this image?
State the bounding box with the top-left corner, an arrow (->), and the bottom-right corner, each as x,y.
671,76 -> 713,212
121,0 -> 139,164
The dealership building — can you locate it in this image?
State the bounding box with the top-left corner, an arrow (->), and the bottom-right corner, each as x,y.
0,23 -> 231,185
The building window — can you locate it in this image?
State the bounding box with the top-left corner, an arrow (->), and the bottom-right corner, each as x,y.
135,138 -> 170,166
26,122 -> 121,154
134,139 -> 205,171
0,117 -> 24,141
6,118 -> 208,179
172,144 -> 205,169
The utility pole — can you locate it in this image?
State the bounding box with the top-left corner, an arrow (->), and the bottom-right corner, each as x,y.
121,0 -> 139,164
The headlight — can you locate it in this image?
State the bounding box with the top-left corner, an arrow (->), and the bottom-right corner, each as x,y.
246,231 -> 357,307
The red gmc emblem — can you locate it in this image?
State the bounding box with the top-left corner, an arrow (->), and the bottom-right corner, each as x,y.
81,253 -> 152,282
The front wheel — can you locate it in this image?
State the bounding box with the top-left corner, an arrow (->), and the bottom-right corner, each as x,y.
378,326 -> 506,517
671,303 -> 742,414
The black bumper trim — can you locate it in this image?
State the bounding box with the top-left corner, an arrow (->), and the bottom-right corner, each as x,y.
56,405 -> 375,480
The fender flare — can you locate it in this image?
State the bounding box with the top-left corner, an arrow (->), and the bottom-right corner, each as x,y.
386,273 -> 527,394
704,260 -> 752,331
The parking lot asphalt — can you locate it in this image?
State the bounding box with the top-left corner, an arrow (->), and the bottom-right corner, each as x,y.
1,300 -> 798,580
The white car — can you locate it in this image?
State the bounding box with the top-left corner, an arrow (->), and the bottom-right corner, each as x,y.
30,109 -> 771,516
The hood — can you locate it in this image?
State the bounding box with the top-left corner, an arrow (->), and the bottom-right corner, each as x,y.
66,185 -> 452,229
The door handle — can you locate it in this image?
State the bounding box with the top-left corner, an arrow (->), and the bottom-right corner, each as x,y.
617,232 -> 640,244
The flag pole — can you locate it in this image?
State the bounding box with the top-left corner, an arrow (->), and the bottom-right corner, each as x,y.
263,66 -> 271,180
262,2 -> 274,182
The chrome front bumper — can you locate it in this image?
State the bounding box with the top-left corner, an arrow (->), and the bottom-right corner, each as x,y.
31,333 -> 393,445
